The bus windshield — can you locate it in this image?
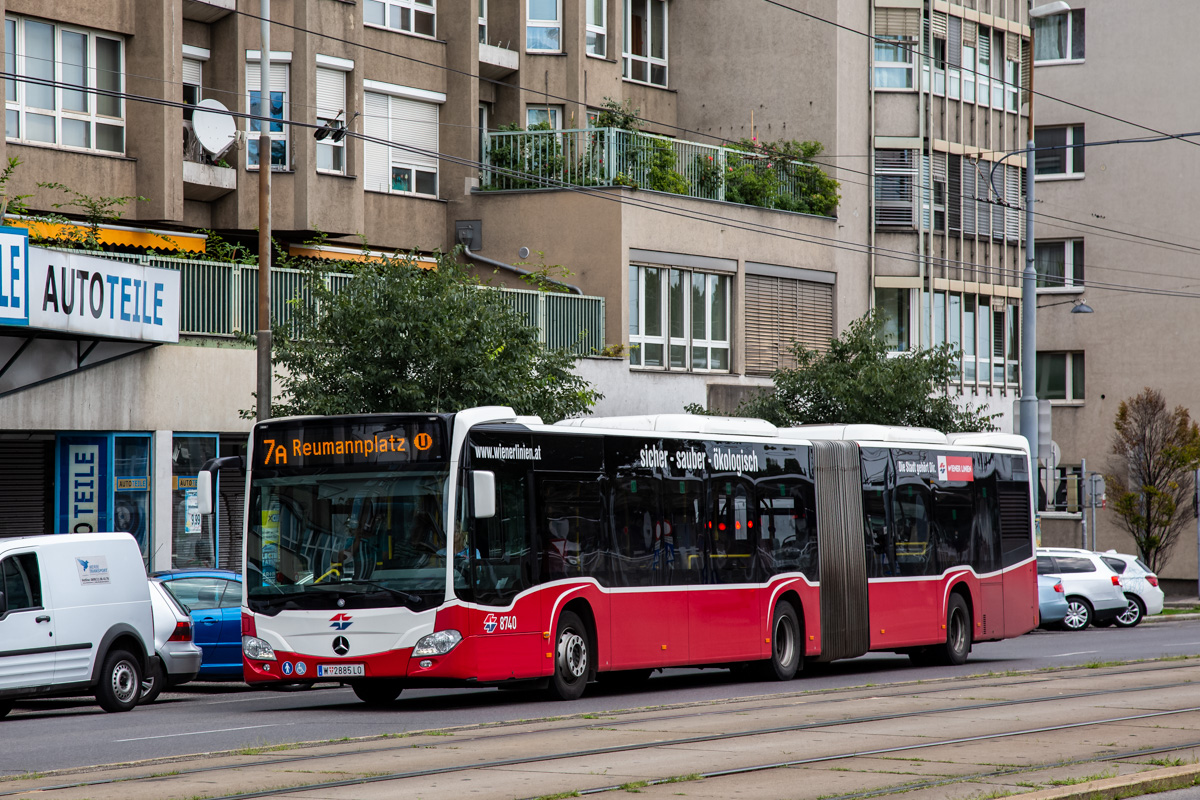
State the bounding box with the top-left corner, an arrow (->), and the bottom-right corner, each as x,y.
246,468 -> 451,614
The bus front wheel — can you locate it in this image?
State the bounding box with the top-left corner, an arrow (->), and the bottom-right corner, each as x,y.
549,610 -> 589,701
351,680 -> 403,706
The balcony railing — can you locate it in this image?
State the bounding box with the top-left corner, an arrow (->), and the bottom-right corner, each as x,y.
52,248 -> 605,355
480,127 -> 838,217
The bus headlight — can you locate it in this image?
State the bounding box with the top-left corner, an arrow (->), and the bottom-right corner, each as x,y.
412,630 -> 462,657
243,635 -> 276,661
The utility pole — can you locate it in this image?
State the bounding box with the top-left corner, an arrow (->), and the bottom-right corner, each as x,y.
256,0 -> 272,421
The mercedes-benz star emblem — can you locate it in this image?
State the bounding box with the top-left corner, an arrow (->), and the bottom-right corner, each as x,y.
332,636 -> 350,656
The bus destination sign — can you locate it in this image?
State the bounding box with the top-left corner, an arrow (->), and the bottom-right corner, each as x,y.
254,419 -> 446,470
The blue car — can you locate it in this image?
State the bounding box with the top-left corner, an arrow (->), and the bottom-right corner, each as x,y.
1038,573 -> 1069,629
152,569 -> 244,679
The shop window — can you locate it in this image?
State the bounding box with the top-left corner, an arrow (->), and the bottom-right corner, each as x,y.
172,434 -> 217,568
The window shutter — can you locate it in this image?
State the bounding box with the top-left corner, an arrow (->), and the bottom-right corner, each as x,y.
390,96 -> 439,170
962,20 -> 977,46
987,161 -> 1004,240
961,158 -> 976,234
933,151 -> 947,182
1007,165 -> 1022,241
1020,39 -> 1031,103
874,149 -> 916,229
1006,29 -> 1020,61
947,16 -> 962,67
182,57 -> 202,87
948,154 -> 961,232
315,67 -> 345,121
744,275 -> 833,376
932,11 -> 948,40
975,160 -> 990,238
875,8 -> 919,37
920,154 -> 931,230
245,62 -> 288,94
363,91 -> 391,192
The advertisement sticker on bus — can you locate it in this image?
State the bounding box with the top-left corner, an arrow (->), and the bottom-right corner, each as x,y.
937,455 -> 974,482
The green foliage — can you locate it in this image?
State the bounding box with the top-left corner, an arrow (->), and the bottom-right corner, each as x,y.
485,121 -> 563,189
262,249 -> 600,422
0,157 -> 32,218
1105,387 -> 1200,573
512,249 -> 575,293
195,230 -> 257,265
725,138 -> 841,217
35,181 -> 147,250
724,311 -> 997,432
593,97 -> 642,132
692,153 -> 724,200
645,138 -> 689,195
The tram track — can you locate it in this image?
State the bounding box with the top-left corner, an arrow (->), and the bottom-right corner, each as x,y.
7,659 -> 1200,799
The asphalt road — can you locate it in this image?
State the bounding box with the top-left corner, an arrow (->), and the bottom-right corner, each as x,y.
4,618 -> 1199,777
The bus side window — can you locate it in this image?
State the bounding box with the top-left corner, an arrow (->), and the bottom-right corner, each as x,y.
860,447 -> 891,578
709,478 -> 754,583
610,472 -> 661,588
663,477 -> 703,586
538,477 -> 605,584
754,477 -> 817,581
892,481 -> 934,576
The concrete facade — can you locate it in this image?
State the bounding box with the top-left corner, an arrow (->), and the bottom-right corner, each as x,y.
1033,1 -> 1200,590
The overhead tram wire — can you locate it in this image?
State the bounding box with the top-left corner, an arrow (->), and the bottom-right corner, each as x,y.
10,70 -> 1200,303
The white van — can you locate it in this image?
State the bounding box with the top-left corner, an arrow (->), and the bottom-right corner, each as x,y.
0,532 -> 154,717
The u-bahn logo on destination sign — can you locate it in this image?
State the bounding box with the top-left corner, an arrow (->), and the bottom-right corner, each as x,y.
937,455 -> 974,482
330,612 -> 353,631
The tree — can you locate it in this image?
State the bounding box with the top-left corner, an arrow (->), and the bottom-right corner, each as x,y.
704,312 -> 996,432
261,250 -> 601,422
1106,388 -> 1200,573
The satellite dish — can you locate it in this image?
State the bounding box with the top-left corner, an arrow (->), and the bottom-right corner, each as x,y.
192,99 -> 237,158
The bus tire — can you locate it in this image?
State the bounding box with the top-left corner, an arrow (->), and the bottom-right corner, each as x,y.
759,600 -> 801,680
95,649 -> 142,713
932,594 -> 972,666
598,669 -> 653,691
549,610 -> 589,701
351,680 -> 403,705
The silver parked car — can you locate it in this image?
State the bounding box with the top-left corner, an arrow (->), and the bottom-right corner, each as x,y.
1097,551 -> 1165,628
1036,547 -> 1127,631
141,578 -> 203,704
1038,574 -> 1069,629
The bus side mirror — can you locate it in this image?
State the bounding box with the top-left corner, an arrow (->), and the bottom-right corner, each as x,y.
197,471 -> 214,516
472,470 -> 496,519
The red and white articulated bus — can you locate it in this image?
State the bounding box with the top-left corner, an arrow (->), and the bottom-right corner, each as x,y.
210,406 -> 1036,704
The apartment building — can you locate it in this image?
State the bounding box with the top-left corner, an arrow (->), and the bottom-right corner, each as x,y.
1033,1 -> 1200,592
0,0 -> 878,569
869,0 -> 1031,432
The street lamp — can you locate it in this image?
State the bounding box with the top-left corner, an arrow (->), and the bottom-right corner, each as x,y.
1018,0 -> 1071,460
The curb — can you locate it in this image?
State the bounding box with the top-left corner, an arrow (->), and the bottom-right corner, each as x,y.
1144,613 -> 1200,623
1014,763 -> 1200,800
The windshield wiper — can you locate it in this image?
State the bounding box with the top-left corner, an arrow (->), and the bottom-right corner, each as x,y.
338,579 -> 423,607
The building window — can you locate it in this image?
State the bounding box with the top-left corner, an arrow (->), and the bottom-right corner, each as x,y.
921,153 -> 946,232
876,287 -> 910,352
315,64 -> 348,174
874,149 -> 916,229
925,290 -> 1018,387
5,16 -> 125,153
526,104 -> 562,130
479,0 -> 488,44
873,35 -> 914,89
586,0 -> 607,57
1035,124 -> 1084,177
527,0 -> 562,52
364,0 -> 436,38
624,0 -> 667,87
1036,351 -> 1085,402
1034,9 -> 1084,62
629,264 -> 730,372
1037,240 -> 1084,289
1005,53 -> 1019,112
182,55 -> 203,121
245,55 -> 289,169
363,86 -> 440,197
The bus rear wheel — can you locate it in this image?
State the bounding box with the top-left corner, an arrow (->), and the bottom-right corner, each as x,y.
351,680 -> 403,706
549,610 -> 589,701
759,600 -> 801,681
911,595 -> 971,667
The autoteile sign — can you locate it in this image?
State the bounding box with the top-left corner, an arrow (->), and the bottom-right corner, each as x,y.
0,227 -> 180,342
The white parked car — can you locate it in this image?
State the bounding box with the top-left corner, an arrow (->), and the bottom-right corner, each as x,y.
0,532 -> 154,718
141,579 -> 203,704
1096,551 -> 1165,628
1036,547 -> 1127,631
